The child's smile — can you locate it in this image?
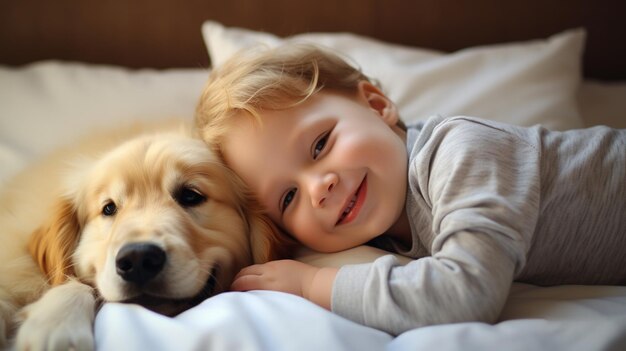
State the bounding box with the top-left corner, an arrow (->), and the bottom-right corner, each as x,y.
336,175 -> 367,225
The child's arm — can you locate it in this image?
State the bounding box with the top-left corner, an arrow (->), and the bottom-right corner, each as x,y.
326,117 -> 539,335
230,260 -> 338,310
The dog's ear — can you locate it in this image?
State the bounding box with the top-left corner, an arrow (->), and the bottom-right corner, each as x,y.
248,212 -> 298,263
28,197 -> 81,286
223,163 -> 298,263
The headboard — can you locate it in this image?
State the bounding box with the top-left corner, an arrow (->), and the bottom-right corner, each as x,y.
1,0 -> 624,80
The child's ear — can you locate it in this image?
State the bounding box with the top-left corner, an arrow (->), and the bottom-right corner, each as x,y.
357,81 -> 399,126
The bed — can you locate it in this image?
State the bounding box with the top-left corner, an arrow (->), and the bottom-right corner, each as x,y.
1,1 -> 625,350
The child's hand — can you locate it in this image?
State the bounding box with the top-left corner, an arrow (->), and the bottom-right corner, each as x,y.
230,260 -> 317,298
230,260 -> 338,309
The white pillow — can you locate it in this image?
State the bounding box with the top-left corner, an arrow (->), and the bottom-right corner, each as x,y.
0,62 -> 209,184
202,21 -> 585,131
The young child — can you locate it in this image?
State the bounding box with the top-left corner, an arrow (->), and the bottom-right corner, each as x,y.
195,44 -> 626,335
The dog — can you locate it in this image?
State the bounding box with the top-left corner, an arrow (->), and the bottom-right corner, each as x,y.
0,120 -> 291,350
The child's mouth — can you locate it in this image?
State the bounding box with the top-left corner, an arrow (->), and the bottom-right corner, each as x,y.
336,176 -> 367,225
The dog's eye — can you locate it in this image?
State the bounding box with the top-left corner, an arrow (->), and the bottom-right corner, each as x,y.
102,201 -> 117,216
175,187 -> 206,208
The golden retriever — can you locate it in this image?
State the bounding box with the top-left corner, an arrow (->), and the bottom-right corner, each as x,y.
0,120 -> 290,350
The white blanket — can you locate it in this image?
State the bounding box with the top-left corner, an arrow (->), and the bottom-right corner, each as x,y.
96,286 -> 626,351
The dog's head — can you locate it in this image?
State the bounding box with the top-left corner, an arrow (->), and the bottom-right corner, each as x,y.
28,132 -> 293,315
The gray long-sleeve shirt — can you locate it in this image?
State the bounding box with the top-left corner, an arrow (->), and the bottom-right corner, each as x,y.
332,116 -> 626,335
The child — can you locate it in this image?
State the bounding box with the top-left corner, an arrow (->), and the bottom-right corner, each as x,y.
195,44 -> 626,335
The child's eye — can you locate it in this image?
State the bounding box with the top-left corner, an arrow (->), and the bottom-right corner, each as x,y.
312,131 -> 330,159
280,188 -> 297,213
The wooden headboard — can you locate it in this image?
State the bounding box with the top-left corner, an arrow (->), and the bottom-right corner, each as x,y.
1,0 -> 624,80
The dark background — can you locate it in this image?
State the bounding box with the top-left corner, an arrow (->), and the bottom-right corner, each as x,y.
1,0 -> 624,80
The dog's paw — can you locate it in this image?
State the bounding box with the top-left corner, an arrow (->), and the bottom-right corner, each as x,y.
14,281 -> 96,351
15,313 -> 94,351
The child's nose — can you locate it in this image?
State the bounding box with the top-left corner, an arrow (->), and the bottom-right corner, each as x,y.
309,173 -> 338,208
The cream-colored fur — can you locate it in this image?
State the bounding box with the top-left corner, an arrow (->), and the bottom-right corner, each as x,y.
0,120 -> 285,350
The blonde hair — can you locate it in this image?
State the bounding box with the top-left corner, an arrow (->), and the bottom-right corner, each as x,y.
194,43 -> 375,148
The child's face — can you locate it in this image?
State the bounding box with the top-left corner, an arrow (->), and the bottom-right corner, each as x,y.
223,82 -> 408,253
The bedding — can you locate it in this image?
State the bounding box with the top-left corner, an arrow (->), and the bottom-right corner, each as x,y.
202,21 -> 586,131
1,23 -> 625,351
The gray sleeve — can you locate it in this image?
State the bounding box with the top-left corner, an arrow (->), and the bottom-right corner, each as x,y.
331,118 -> 540,335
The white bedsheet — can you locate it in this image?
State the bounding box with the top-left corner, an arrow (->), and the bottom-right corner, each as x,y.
95,285 -> 626,351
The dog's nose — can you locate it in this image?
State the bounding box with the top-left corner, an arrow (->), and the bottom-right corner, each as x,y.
115,243 -> 166,285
